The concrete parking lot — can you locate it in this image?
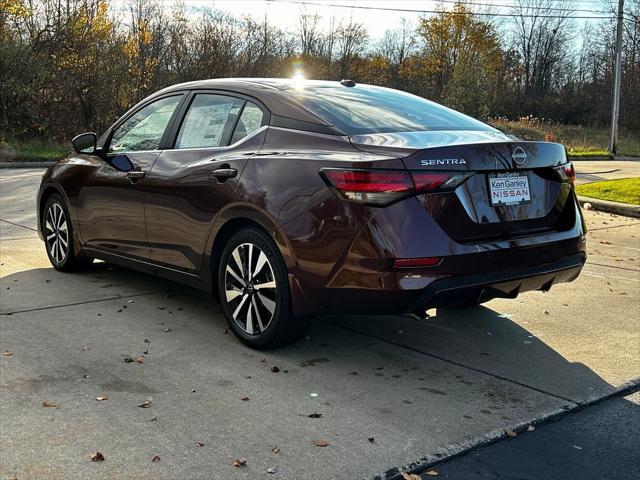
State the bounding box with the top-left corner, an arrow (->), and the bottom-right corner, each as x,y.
1,168 -> 639,480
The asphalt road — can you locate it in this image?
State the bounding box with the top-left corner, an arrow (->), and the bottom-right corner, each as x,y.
1,169 -> 639,480
412,391 -> 640,480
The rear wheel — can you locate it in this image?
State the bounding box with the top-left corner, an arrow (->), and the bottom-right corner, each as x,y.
43,194 -> 93,271
218,227 -> 309,349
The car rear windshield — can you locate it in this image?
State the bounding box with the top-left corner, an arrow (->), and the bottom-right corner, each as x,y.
286,85 -> 495,135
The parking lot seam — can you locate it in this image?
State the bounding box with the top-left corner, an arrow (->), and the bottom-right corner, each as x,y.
0,219 -> 37,232
588,222 -> 640,232
0,289 -> 170,316
585,261 -> 640,273
322,319 -> 578,404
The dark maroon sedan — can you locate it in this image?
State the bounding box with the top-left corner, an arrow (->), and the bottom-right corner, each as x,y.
37,78 -> 586,348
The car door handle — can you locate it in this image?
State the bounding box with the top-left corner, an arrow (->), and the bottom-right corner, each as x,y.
126,170 -> 146,181
210,168 -> 237,180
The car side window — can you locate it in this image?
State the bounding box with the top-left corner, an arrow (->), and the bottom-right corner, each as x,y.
230,102 -> 265,144
175,94 -> 244,149
109,96 -> 182,153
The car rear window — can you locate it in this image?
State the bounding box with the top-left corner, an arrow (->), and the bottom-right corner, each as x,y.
286,85 -> 494,135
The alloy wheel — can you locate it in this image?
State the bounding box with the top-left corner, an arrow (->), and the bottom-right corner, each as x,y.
224,242 -> 277,335
44,202 -> 69,264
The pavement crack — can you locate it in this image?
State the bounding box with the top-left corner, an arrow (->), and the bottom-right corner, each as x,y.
0,289 -> 170,316
322,319 -> 578,405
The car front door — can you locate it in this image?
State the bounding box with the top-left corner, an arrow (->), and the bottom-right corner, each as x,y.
76,94 -> 184,259
144,92 -> 268,273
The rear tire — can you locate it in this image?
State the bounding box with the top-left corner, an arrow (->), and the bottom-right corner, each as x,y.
217,226 -> 309,349
42,194 -> 93,272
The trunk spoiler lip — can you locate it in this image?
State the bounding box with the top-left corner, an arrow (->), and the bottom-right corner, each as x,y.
349,130 -> 568,170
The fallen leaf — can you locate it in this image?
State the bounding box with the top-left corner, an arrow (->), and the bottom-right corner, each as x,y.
543,310 -> 550,315
143,350 -> 149,354
3,351 -> 13,356
233,458 -> 247,467
134,356 -> 144,364
138,399 -> 152,408
95,395 -> 108,401
368,437 -> 375,443
308,413 -> 322,418
144,338 -> 151,343
90,451 -> 105,462
152,455 -> 161,462
267,467 -> 277,474
312,439 -> 329,447
42,400 -> 59,408
164,328 -> 172,333
402,473 -> 421,480
124,357 -> 134,363
272,446 -> 280,454
425,470 -> 439,477
240,396 -> 250,401
195,442 -> 205,447
82,345 -> 90,351
271,366 -> 280,373
527,425 -> 535,432
150,416 -> 158,421
506,428 -> 517,437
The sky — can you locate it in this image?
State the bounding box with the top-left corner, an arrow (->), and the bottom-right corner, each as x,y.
155,0 -> 620,39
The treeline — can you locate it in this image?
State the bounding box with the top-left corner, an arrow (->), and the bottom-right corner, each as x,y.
0,0 -> 638,141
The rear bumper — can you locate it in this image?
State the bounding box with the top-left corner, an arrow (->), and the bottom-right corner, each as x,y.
405,252 -> 585,314
302,239 -> 586,315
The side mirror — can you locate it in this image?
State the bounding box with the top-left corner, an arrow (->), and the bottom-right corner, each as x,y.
71,132 -> 97,154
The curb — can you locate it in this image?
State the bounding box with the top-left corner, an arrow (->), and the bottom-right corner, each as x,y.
578,195 -> 640,219
375,378 -> 640,480
0,161 -> 56,169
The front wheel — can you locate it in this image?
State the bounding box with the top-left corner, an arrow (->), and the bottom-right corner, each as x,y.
42,194 -> 93,271
217,227 -> 309,349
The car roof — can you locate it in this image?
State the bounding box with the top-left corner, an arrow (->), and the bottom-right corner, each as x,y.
155,78 -> 362,130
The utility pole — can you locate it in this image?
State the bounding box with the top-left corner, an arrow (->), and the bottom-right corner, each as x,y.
609,0 -> 625,155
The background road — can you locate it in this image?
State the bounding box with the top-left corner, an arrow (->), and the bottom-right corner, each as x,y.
1,169 -> 638,480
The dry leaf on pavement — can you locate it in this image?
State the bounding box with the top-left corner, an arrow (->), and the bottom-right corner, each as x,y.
152,455 -> 161,462
271,366 -> 280,373
90,451 -> 105,462
240,396 -> 250,401
527,425 -> 535,432
308,413 -> 322,418
233,458 -> 247,467
138,399 -> 152,408
272,446 -> 280,454
42,400 -> 59,408
312,439 -> 330,447
506,428 -> 517,437
425,470 -> 439,476
195,442 -> 205,447
402,473 -> 421,480
3,351 -> 13,356
95,395 -> 108,401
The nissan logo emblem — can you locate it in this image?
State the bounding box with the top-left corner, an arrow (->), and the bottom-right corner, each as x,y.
512,147 -> 528,165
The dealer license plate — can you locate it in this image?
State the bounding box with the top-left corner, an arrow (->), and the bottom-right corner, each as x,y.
488,172 -> 531,206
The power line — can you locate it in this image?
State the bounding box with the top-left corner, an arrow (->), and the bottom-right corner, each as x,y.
265,0 -> 617,19
428,0 -> 608,14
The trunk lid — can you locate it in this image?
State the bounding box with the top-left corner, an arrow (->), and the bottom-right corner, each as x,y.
349,131 -> 576,243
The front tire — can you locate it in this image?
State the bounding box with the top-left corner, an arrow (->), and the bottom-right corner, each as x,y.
42,194 -> 93,271
217,227 -> 309,349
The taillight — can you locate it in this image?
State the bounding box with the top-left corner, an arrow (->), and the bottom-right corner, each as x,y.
320,168 -> 469,206
321,169 -> 413,206
556,162 -> 576,183
411,172 -> 470,192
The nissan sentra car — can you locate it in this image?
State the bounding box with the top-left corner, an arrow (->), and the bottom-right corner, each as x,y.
37,78 -> 587,348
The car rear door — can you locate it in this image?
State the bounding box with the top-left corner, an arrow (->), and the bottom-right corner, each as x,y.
76,93 -> 185,259
144,91 -> 268,273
